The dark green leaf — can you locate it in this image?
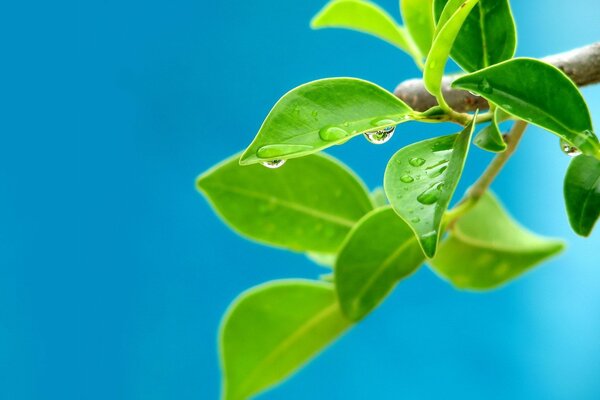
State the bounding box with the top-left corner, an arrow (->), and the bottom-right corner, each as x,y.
430,192 -> 565,290
197,153 -> 373,253
424,0 -> 480,100
384,118 -> 475,257
335,207 -> 424,320
220,280 -> 351,400
564,155 -> 600,236
474,108 -> 507,152
401,0 -> 435,57
434,0 -> 516,71
453,58 -> 600,159
240,78 -> 414,165
311,0 -> 422,66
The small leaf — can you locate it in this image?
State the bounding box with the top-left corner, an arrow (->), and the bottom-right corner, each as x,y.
370,186 -> 389,207
474,108 -> 507,152
197,153 -> 373,253
424,0 -> 480,100
564,155 -> 600,236
452,58 -> 600,159
220,280 -> 351,400
240,78 -> 414,165
434,0 -> 516,71
401,0 -> 435,57
335,207 -> 424,320
306,252 -> 336,268
430,192 -> 565,290
384,118 -> 475,257
311,0 -> 422,66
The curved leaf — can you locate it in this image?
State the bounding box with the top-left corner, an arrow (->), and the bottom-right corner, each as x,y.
401,0 -> 435,57
240,78 -> 414,165
306,252 -> 336,268
220,280 -> 351,400
335,207 -> 424,320
452,58 -> 600,159
430,192 -> 565,290
424,0 -> 480,100
384,118 -> 475,257
434,0 -> 516,71
197,153 -> 373,253
311,0 -> 422,66
564,155 -> 600,236
474,108 -> 507,152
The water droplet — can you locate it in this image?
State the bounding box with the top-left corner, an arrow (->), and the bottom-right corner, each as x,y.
477,78 -> 493,94
468,91 -> 480,97
261,159 -> 286,169
411,217 -> 421,223
416,183 -> 444,205
257,144 -> 312,158
425,159 -> 449,170
319,125 -> 349,142
400,175 -> 414,183
364,126 -> 395,144
429,166 -> 448,178
409,157 -> 426,167
560,138 -> 582,157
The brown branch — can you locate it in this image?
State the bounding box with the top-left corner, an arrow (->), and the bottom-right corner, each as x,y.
394,42 -> 600,112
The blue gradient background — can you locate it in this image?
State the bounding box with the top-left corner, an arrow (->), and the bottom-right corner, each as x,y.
3,0 -> 600,398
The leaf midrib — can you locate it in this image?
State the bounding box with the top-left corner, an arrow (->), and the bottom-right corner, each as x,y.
452,226 -> 562,253
577,170 -> 600,231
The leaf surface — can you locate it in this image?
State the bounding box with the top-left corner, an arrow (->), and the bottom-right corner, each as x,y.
240,78 -> 414,165
384,119 -> 475,257
434,0 -> 516,71
401,0 -> 435,57
220,280 -> 351,400
430,192 -> 565,290
564,155 -> 600,236
452,58 -> 600,158
335,207 -> 424,320
474,108 -> 507,152
197,153 -> 373,253
311,0 -> 422,65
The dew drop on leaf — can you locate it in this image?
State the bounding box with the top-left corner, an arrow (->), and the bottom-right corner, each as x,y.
400,175 -> 414,183
559,138 -> 582,157
416,183 -> 444,205
409,157 -> 426,167
477,78 -> 493,94
319,125 -> 349,142
411,217 -> 421,223
363,126 -> 395,144
261,159 -> 286,169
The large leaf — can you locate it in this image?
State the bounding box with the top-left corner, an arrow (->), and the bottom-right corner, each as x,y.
311,0 -> 422,66
197,153 -> 373,253
239,78 -> 414,165
564,155 -> 600,237
434,0 -> 516,71
424,0 -> 480,101
220,280 -> 351,400
400,0 -> 435,57
474,108 -> 507,153
430,192 -> 565,290
335,207 -> 424,320
384,118 -> 475,257
453,58 -> 600,159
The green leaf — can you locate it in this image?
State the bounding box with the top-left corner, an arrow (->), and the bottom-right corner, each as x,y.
220,279 -> 351,400
197,153 -> 373,253
370,186 -> 389,207
424,0 -> 480,101
311,0 -> 422,66
384,118 -> 475,257
239,78 -> 414,165
452,58 -> 600,159
335,207 -> 424,320
434,0 -> 516,71
400,0 -> 435,57
306,252 -> 336,268
564,155 -> 600,237
474,108 -> 507,153
430,192 -> 565,290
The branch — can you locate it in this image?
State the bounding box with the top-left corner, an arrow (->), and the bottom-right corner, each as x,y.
395,42 -> 600,112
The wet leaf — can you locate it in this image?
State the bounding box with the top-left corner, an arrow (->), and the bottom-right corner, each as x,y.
564,155 -> 600,236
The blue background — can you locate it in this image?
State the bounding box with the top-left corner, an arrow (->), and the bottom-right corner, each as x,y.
3,0 -> 600,398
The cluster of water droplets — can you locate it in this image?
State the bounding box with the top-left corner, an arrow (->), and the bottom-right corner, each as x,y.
559,138 -> 582,157
261,159 -> 286,169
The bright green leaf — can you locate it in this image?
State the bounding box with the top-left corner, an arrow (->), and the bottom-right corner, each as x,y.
424,0 -> 480,102
239,78 -> 414,165
452,58 -> 600,159
197,153 -> 373,253
335,207 -> 424,320
220,280 -> 351,400
434,0 -> 516,71
401,0 -> 435,57
370,186 -> 389,207
430,192 -> 565,290
384,118 -> 475,257
306,252 -> 336,268
311,0 -> 422,66
564,155 -> 600,236
474,108 -> 507,152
